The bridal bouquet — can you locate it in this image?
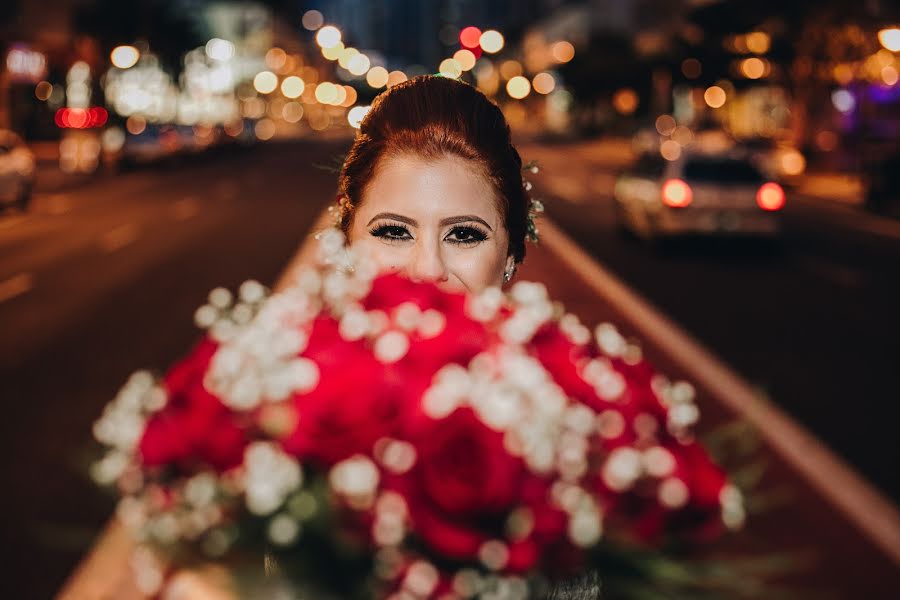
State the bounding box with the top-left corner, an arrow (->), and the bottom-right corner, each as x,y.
92,229 -> 744,599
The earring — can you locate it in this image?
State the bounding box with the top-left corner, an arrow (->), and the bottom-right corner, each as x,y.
503,263 -> 516,283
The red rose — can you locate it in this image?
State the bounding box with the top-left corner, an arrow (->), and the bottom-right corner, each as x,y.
388,407 -> 565,572
280,316 -> 427,465
139,337 -> 248,471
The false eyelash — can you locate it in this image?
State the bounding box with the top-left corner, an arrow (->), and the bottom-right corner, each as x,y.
445,225 -> 489,246
368,221 -> 413,242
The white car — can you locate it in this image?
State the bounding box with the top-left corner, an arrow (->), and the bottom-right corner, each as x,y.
614,152 -> 785,239
0,130 -> 36,211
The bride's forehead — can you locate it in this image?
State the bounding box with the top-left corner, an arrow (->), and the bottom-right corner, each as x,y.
365,154 -> 500,214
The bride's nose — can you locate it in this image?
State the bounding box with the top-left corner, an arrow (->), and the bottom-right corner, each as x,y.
408,241 -> 449,283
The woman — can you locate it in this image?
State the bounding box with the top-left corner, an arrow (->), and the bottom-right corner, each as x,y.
337,74 -> 530,292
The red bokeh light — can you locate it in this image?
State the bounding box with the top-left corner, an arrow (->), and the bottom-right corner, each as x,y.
459,26 -> 482,49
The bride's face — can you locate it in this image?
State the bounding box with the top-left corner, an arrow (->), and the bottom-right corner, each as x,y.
348,153 -> 512,293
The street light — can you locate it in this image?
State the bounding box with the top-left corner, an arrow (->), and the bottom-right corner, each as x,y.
878,28 -> 900,52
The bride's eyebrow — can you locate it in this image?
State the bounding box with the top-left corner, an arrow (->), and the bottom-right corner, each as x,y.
367,212 -> 416,227
366,213 -> 493,231
440,215 -> 493,231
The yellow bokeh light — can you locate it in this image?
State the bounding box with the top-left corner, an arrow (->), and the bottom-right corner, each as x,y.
255,118 -> 276,141
480,30 -> 505,54
655,114 -> 676,136
704,85 -> 727,108
340,86 -> 358,107
253,71 -> 278,94
660,140 -> 682,161
110,46 -> 140,69
779,149 -> 806,176
506,75 -> 531,99
499,59 -> 523,80
322,42 -> 344,61
740,57 -> 767,79
613,88 -> 639,115
126,115 -> 146,135
439,58 -> 462,79
877,27 -> 900,52
265,48 -> 287,70
338,47 -> 359,69
745,31 -> 771,54
35,81 -> 52,101
282,102 -> 304,123
332,85 -> 348,106
551,41 -> 575,63
672,125 -> 694,147
387,70 -> 408,88
348,105 -> 370,129
280,76 -> 305,98
883,65 -> 899,86
316,26 -> 342,49
367,66 -> 389,88
532,72 -> 555,95
315,81 -> 339,104
347,54 -> 371,76
302,10 -> 324,31
454,49 -> 477,71
833,63 -> 854,85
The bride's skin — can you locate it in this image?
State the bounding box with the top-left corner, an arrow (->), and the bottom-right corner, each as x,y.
348,153 -> 514,293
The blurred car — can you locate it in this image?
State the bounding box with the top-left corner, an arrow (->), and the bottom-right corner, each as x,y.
614,152 -> 785,239
0,129 -> 36,211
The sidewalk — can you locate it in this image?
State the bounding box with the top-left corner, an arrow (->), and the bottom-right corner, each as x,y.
57,217 -> 900,599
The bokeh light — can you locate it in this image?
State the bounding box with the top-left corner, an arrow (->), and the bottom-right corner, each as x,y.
878,28 -> 900,52
613,88 -> 639,115
655,114 -> 677,136
740,57 -> 767,79
253,71 -> 278,94
367,66 -> 389,88
340,86 -> 358,107
282,102 -> 304,123
756,182 -> 785,211
506,76 -> 531,99
780,149 -> 806,176
315,82 -> 339,104
454,49 -> 477,71
110,46 -> 140,69
681,58 -> 701,79
459,26 -> 482,49
439,58 -> 462,79
316,26 -> 342,49
499,60 -> 523,80
338,47 -> 359,69
551,41 -> 575,63
831,89 -> 855,113
532,72 -> 555,95
280,76 -> 305,99
671,125 -> 694,147
347,53 -> 371,76
745,31 -> 771,54
205,38 -> 234,61
480,30 -> 505,54
255,118 -> 276,141
302,10 -> 324,31
704,86 -> 727,108
387,71 -> 408,88
348,105 -> 370,128
35,81 -> 52,101
882,66 -> 899,86
265,48 -> 287,70
322,42 -> 344,61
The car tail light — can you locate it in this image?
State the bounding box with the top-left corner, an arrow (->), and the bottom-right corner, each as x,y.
661,178 -> 693,207
756,182 -> 785,211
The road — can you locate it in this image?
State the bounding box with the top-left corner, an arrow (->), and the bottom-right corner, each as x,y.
0,140 -> 349,598
519,136 -> 900,502
1,136 -> 898,597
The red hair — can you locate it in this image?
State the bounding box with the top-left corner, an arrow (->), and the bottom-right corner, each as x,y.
338,75 -> 529,263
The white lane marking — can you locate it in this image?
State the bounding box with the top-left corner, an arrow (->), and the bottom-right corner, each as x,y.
539,217 -> 900,563
0,272 -> 34,303
98,223 -> 139,253
172,197 -> 200,221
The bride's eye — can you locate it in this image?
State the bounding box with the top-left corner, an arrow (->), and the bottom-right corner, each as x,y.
369,222 -> 413,244
445,225 -> 488,247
